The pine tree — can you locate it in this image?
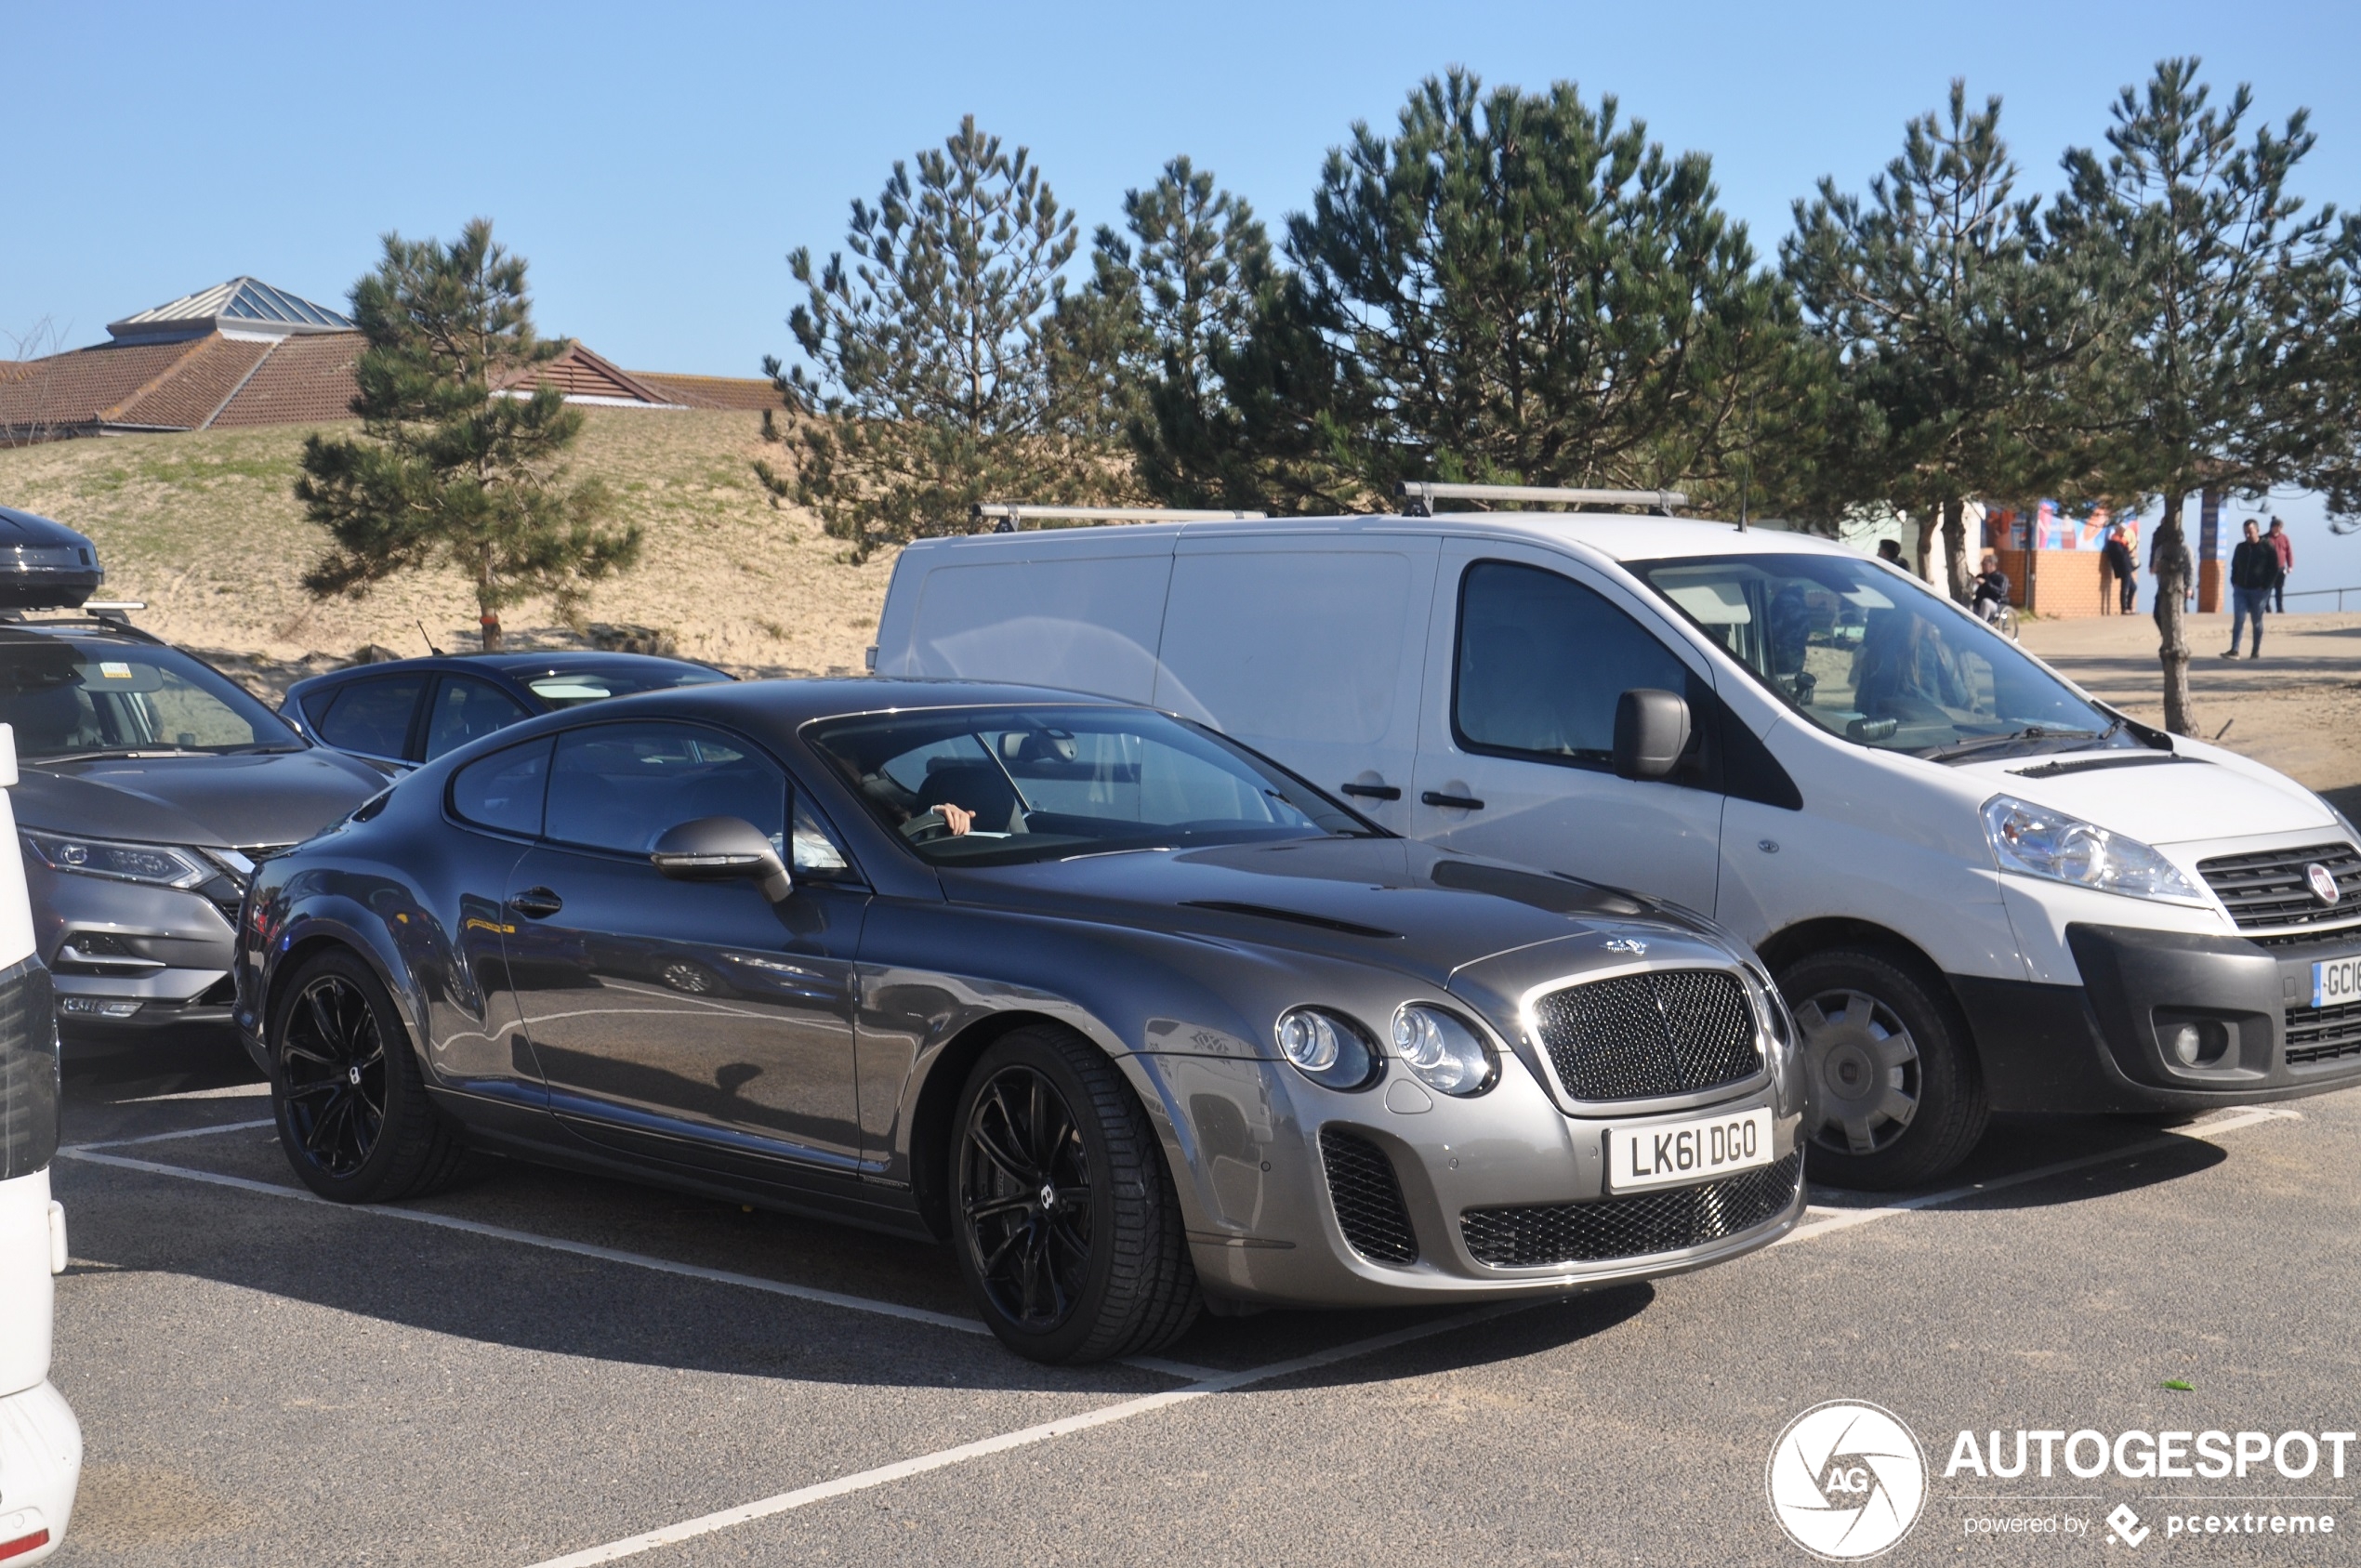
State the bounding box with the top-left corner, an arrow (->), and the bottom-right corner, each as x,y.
767,117 -> 1122,561
1786,84 -> 2101,597
1253,72 -> 1826,514
2047,59 -> 2361,732
297,220 -> 638,651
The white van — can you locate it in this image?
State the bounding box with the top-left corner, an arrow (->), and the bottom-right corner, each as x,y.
873,507 -> 2361,1187
0,720 -> 80,1562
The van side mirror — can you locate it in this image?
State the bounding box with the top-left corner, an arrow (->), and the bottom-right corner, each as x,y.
651,815 -> 792,903
1613,689 -> 1693,782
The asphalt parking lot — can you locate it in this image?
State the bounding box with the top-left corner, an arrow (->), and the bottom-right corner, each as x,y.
44,1035 -> 2361,1567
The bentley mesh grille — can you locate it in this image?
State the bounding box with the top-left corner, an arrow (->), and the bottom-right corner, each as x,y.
1530,968 -> 1761,1101
2196,842 -> 2361,934
1318,1126 -> 1418,1265
1460,1152 -> 1800,1268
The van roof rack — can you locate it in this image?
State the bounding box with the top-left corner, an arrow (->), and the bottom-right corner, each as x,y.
1396,481 -> 1687,518
973,504 -> 1267,533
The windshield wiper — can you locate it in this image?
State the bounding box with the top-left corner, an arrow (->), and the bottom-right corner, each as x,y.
31,746 -> 209,763
1922,725 -> 2100,763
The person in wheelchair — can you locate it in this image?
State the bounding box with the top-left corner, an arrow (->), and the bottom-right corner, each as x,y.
1971,552 -> 2012,626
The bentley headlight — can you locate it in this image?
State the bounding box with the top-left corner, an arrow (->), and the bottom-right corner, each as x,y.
1391,1004 -> 1497,1096
1981,795 -> 2206,904
21,829 -> 211,889
1275,1007 -> 1381,1091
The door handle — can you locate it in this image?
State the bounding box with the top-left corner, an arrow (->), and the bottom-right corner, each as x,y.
1339,782 -> 1402,801
508,887 -> 564,919
1420,791 -> 1486,810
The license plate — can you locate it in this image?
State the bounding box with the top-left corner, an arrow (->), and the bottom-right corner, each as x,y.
1607,1107 -> 1774,1192
2317,955 -> 2361,1009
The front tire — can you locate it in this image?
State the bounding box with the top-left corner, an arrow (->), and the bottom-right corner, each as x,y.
270,948 -> 471,1203
951,1025 -> 1199,1364
1782,947 -> 1987,1191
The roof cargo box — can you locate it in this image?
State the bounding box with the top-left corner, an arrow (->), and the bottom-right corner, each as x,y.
0,507 -> 102,611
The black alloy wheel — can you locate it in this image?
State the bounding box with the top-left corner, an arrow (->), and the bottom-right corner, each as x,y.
281,972 -> 387,1179
269,948 -> 472,1203
950,1025 -> 1200,1364
960,1064 -> 1093,1331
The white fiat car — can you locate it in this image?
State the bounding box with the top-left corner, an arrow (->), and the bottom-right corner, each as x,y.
0,720 -> 80,1561
873,497 -> 2361,1188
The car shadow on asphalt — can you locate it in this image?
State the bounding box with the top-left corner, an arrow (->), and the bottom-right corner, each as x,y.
1807,1111 -> 2228,1214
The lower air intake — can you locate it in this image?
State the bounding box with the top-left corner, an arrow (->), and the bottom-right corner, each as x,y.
1461,1152 -> 1800,1268
1318,1126 -> 1418,1266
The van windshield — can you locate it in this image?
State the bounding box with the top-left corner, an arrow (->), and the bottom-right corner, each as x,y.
807,705 -> 1377,866
1630,553 -> 2140,762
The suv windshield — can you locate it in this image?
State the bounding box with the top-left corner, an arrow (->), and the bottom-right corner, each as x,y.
1632,552 -> 2138,761
808,705 -> 1375,865
0,635 -> 298,760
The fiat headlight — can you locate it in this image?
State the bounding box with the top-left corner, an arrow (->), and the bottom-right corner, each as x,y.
20,829 -> 212,889
1275,1007 -> 1382,1091
1980,795 -> 2205,904
1391,1004 -> 1498,1097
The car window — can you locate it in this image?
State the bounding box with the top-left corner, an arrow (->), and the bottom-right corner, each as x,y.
791,797 -> 855,879
545,722 -> 786,856
521,665 -> 732,709
1454,560 -> 1691,767
0,636 -> 296,759
449,736 -> 553,837
316,676 -> 425,758
1634,553 -> 2126,759
424,676 -> 529,761
808,703 -> 1373,867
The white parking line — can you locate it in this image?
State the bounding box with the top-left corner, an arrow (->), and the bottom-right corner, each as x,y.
66,1117 -> 276,1151
1779,1106 -> 2300,1246
524,1301 -> 1531,1568
54,1143 -> 1220,1380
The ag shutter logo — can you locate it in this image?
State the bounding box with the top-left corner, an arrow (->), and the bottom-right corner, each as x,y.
1768,1401 -> 1928,1560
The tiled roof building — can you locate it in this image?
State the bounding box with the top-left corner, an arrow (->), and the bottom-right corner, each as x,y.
2,277 -> 775,442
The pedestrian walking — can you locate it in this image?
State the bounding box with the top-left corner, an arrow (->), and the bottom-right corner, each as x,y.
2225,519 -> 2282,658
2101,524 -> 2136,614
2267,517 -> 2294,612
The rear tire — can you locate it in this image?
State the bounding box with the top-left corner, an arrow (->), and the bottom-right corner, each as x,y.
1781,947 -> 1987,1192
270,948 -> 472,1203
951,1024 -> 1199,1364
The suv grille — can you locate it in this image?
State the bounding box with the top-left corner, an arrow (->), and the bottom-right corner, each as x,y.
1461,1153 -> 1800,1268
1530,968 -> 1761,1101
1318,1127 -> 1418,1265
2197,841 -> 2361,935
2288,1000 -> 2361,1066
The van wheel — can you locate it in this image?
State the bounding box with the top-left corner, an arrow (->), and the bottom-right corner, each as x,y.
270,948 -> 473,1204
951,1024 -> 1199,1364
1780,948 -> 1986,1192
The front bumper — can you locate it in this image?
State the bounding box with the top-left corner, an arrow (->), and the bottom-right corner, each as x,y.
1961,923 -> 2361,1113
27,861 -> 240,1041
1144,1048 -> 1806,1310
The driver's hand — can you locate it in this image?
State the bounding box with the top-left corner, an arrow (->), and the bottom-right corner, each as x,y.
940,803 -> 974,837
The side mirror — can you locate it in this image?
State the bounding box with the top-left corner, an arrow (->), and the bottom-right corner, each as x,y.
651,815 -> 792,903
1612,689 -> 1693,781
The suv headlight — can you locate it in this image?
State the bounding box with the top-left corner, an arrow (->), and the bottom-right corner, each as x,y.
1980,795 -> 2205,904
1391,1004 -> 1498,1096
21,829 -> 213,889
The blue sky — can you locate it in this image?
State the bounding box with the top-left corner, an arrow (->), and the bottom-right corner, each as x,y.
7,0 -> 2359,581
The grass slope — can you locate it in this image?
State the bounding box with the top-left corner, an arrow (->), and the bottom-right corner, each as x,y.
0,410 -> 895,680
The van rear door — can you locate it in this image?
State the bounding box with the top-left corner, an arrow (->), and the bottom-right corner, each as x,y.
881,534 -> 1175,702
1152,534 -> 1438,834
1410,540 -> 1724,915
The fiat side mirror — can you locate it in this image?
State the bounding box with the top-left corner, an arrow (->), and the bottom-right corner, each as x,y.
1613,689 -> 1693,781
651,815 -> 792,903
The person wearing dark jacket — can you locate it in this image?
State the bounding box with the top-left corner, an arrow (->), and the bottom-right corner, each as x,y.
2226,518 -> 2283,658
2101,525 -> 2137,613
